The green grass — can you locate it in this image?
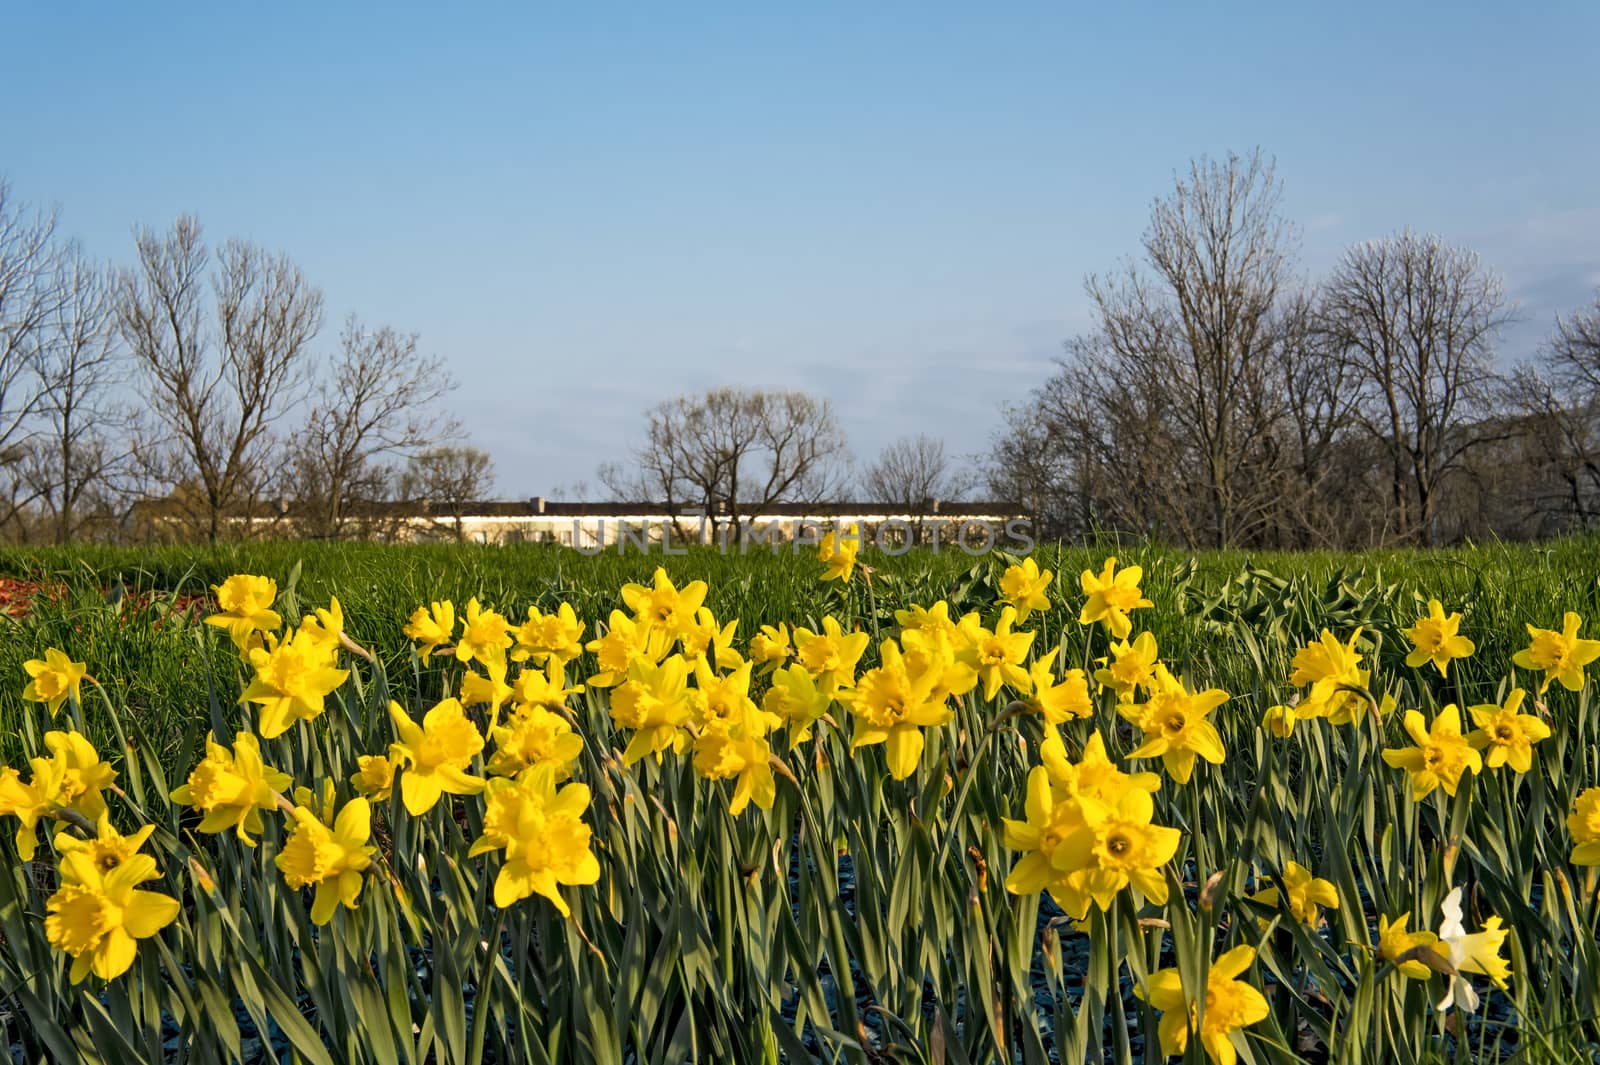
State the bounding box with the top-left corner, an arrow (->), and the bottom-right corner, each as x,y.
2,536 -> 1598,770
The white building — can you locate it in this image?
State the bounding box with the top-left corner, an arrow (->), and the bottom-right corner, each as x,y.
398,499 -> 1028,551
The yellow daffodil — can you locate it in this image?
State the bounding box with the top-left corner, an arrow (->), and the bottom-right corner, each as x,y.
1005,732 -> 1179,919
1120,665 -> 1228,784
51,731 -> 113,815
1073,789 -> 1181,912
585,609 -> 670,688
1078,557 -> 1152,639
1466,689 -> 1549,774
843,640 -> 955,780
1026,649 -> 1092,723
693,727 -> 776,814
794,616 -> 872,692
691,660 -> 776,736
1566,787 -> 1600,866
999,557 -> 1053,622
299,597 -> 346,658
489,702 -> 584,779
610,654 -> 695,764
898,605 -> 967,676
956,606 -> 1036,702
53,812 -> 156,880
1039,729 -> 1161,805
1379,912 -> 1441,980
388,698 -> 487,814
762,663 -> 833,745
1514,611 -> 1600,693
1268,688 -> 1391,738
678,608 -> 743,671
511,661 -> 583,711
1137,945 -> 1270,1065
45,847 -> 179,983
748,623 -> 794,673
22,647 -> 87,716
0,733 -> 109,861
903,635 -> 979,706
1093,632 -> 1159,701
469,764 -> 599,914
1286,628 -> 1372,724
169,732 -> 292,845
1002,765 -> 1101,900
1404,599 -> 1475,674
275,797 -> 376,925
459,647 -> 515,720
1249,861 -> 1339,927
1261,704 -> 1297,738
240,628 -> 350,739
895,601 -> 962,646
1382,705 -> 1482,800
455,597 -> 513,666
294,778 -> 339,826
1288,627 -> 1362,689
205,574 -> 281,650
511,602 -> 586,667
403,600 -> 456,659
0,758 -> 64,860
620,567 -> 707,637
817,524 -> 860,582
350,754 -> 397,801
1433,887 -> 1510,1013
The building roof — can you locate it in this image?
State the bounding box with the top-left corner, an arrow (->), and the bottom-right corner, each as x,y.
426,499 -> 1022,519
215,497 -> 1024,523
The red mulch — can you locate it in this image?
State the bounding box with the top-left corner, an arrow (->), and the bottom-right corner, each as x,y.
0,578 -> 207,625
0,578 -> 58,618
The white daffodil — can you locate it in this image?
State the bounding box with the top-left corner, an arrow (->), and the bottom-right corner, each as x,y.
1433,887 -> 1512,1013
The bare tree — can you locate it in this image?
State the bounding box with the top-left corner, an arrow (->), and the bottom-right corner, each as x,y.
994,150 -> 1305,547
1265,292 -> 1380,547
992,314 -> 1212,544
20,249 -> 130,542
987,382 -> 1107,539
1552,292 -> 1600,378
863,434 -> 975,507
0,180 -> 67,532
287,315 -> 456,538
603,387 -> 849,540
1319,231 -> 1512,545
401,445 -> 495,542
1129,150 -> 1300,546
1507,290 -> 1600,528
118,217 -> 324,542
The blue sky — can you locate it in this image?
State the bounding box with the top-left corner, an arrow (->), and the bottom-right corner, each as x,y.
6,3 -> 1599,496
